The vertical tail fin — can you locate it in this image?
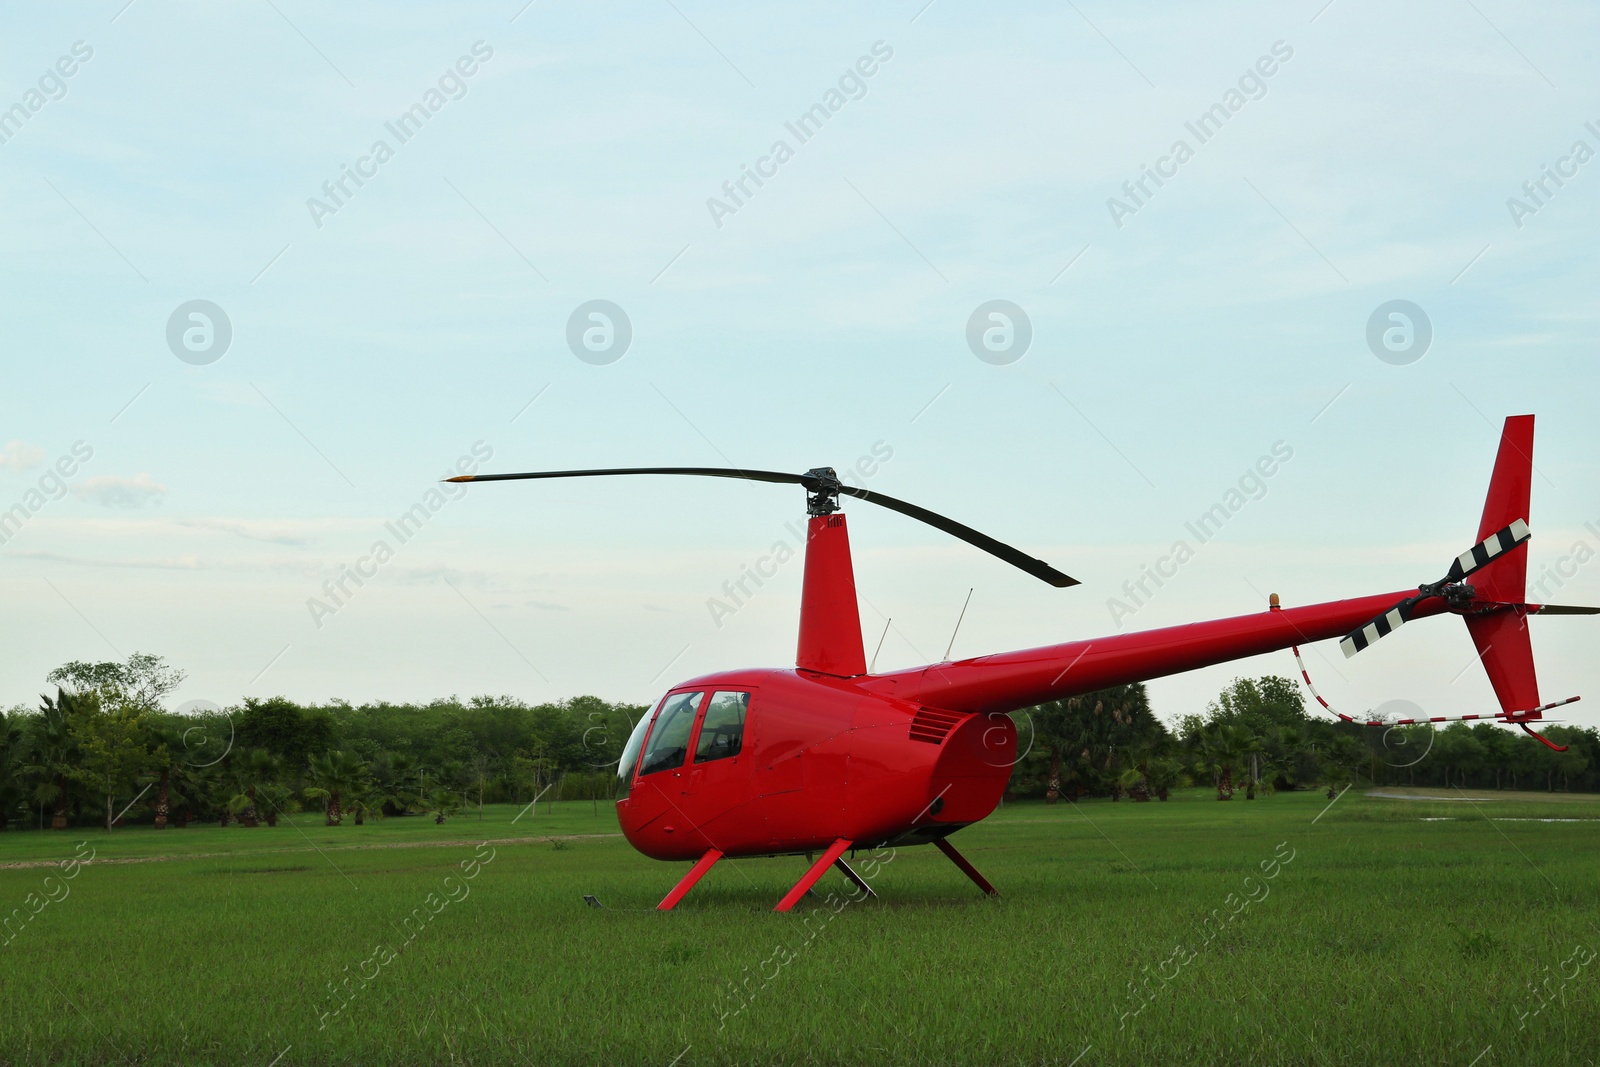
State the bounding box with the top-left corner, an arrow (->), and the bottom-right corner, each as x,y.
1464,415 -> 1539,715
1469,414 -> 1534,604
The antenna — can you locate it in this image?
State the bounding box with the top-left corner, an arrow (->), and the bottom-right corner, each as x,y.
943,588 -> 973,662
869,617 -> 891,674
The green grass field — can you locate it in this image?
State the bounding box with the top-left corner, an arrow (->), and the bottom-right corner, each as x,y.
1,788 -> 1596,1066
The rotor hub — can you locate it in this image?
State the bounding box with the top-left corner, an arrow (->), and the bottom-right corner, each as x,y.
1418,579 -> 1476,612
804,467 -> 842,517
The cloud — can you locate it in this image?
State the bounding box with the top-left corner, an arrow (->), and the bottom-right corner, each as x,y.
0,440 -> 46,473
176,518 -> 309,545
69,473 -> 169,509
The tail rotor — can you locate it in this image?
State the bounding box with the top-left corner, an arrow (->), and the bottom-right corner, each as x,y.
1315,415 -> 1595,752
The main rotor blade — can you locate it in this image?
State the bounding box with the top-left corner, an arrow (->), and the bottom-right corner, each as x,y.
447,466 -> 1077,587
1444,519 -> 1531,582
446,466 -> 809,488
837,484 -> 1077,587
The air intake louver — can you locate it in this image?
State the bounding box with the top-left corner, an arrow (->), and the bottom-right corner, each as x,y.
909,707 -> 964,745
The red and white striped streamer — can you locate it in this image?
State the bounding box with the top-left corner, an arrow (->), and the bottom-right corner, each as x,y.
1290,644 -> 1578,727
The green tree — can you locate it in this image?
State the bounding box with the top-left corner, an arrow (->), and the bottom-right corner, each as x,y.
47,652 -> 184,714
1194,723 -> 1259,800
66,698 -> 159,832
1432,725 -> 1486,791
224,749 -> 280,827
0,710 -> 27,831
1206,676 -> 1309,734
1029,683 -> 1163,801
28,689 -> 93,829
1143,757 -> 1183,801
305,750 -> 368,826
255,781 -> 298,827
234,697 -> 333,770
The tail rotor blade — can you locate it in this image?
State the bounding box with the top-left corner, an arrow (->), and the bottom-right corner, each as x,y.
1339,600 -> 1414,658
1444,518 -> 1531,582
1532,604 -> 1600,615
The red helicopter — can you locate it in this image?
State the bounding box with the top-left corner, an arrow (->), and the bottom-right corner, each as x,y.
449,414 -> 1593,911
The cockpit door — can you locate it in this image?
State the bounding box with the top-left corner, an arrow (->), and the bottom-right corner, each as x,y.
681,689 -> 758,842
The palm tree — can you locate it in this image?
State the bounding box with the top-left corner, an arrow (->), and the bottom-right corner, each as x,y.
1031,684 -> 1161,801
305,750 -> 367,826
28,689 -> 93,829
255,780 -> 298,827
144,720 -> 186,829
167,755 -> 222,827
1237,728 -> 1266,799
225,749 -> 279,827
371,751 -> 423,816
424,786 -> 462,824
1032,698 -> 1074,803
1196,723 -> 1257,800
1144,757 -> 1183,801
0,711 -> 27,831
343,792 -> 381,826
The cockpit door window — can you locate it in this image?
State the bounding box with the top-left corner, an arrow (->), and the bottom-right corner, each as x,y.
693,691 -> 750,764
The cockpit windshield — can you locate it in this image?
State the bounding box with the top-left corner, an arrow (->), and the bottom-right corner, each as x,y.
637,691 -> 704,778
614,708 -> 656,800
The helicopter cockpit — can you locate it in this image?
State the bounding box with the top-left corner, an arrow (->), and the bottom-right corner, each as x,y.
615,689 -> 751,800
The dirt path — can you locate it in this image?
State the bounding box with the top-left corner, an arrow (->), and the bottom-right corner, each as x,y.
0,831 -> 622,871
1365,790 -> 1504,801
1365,787 -> 1599,803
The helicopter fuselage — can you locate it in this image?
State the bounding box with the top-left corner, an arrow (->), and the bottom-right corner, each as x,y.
617,667 -> 1014,862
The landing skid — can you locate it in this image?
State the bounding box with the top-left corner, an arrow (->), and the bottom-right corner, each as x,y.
661,837 -> 993,912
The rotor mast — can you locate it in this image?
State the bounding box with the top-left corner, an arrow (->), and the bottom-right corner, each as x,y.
796,468 -> 868,677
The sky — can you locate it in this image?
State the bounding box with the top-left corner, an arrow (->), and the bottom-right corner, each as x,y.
2,0 -> 1598,734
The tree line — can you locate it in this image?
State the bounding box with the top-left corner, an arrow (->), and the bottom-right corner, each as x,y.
1009,675 -> 1599,801
2,653 -> 1595,831
0,654 -> 646,832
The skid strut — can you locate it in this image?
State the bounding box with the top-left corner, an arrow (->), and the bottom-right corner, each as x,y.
774,838 -> 853,912
833,856 -> 877,899
935,838 -> 998,897
657,849 -> 723,911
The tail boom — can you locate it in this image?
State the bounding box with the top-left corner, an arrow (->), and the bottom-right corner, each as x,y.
861,588 -> 1442,715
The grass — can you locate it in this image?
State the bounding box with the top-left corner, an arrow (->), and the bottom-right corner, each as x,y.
1,789 -> 1597,1066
